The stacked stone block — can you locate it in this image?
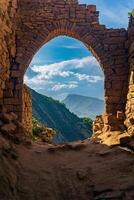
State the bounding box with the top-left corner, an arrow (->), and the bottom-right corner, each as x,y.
0,0 -> 16,111
22,84 -> 32,135
12,0 -> 128,132
125,16 -> 134,136
0,0 -> 133,136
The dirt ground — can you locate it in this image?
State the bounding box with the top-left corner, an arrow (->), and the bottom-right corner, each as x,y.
0,137 -> 134,200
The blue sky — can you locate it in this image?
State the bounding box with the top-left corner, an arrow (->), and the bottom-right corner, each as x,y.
25,0 -> 134,100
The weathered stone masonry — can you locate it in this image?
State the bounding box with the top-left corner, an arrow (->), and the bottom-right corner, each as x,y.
0,0 -> 17,111
22,84 -> 32,135
0,0 -> 133,136
125,16 -> 134,136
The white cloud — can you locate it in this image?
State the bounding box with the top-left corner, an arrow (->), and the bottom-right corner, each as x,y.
50,82 -> 78,91
30,56 -> 99,80
24,56 -> 103,91
24,75 -> 54,90
75,73 -> 103,83
59,44 -> 82,49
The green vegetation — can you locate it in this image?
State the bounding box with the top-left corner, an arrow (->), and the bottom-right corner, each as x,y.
32,117 -> 44,140
30,88 -> 93,144
82,117 -> 93,132
32,117 -> 55,143
128,9 -> 134,17
82,117 -> 93,126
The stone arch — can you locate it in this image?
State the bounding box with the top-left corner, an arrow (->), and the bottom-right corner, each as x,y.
3,0 -> 129,133
16,24 -> 107,111
16,21 -> 107,76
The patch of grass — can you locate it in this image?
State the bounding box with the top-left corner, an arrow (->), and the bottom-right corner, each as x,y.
82,117 -> 93,126
32,117 -> 46,140
128,9 -> 134,17
31,135 -> 39,141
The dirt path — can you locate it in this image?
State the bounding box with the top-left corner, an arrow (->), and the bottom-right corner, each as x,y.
1,139 -> 134,200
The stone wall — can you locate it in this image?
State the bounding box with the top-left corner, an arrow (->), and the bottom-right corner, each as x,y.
3,0 -> 129,134
0,0 -> 16,112
125,16 -> 134,135
0,0 -> 133,137
22,84 -> 32,135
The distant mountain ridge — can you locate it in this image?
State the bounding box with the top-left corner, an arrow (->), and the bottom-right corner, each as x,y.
30,88 -> 92,144
62,94 -> 104,119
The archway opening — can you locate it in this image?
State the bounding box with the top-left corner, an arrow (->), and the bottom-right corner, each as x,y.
24,36 -> 104,144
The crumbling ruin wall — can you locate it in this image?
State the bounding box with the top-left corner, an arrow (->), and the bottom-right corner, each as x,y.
0,0 -> 133,138
0,0 -> 17,112
125,16 -> 134,136
22,85 -> 32,135
3,0 -> 129,134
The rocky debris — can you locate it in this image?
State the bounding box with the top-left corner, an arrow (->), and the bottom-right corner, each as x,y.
120,136 -> 131,146
1,123 -> 17,134
0,112 -> 17,123
125,115 -> 134,136
93,115 -> 104,137
32,117 -> 56,144
1,143 -> 18,160
92,126 -> 134,148
0,112 -> 27,143
125,20 -> 134,137
92,112 -> 134,147
120,136 -> 134,151
93,113 -> 127,145
47,142 -> 86,153
97,113 -> 126,132
41,127 -> 56,143
94,190 -> 124,200
0,111 -> 56,145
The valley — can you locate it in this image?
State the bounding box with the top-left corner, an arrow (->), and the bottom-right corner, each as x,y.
30,88 -> 93,144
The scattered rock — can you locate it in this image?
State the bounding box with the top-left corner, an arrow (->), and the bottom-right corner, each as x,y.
98,149 -> 111,156
0,113 -> 13,123
1,123 -> 17,134
0,112 -> 28,144
47,142 -> 86,153
120,136 -> 131,146
76,170 -> 87,181
94,190 -> 124,200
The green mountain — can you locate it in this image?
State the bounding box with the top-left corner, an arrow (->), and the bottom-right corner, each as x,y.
30,88 -> 92,144
62,94 -> 104,120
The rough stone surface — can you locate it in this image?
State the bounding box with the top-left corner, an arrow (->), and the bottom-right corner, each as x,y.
125,16 -> 134,136
0,0 -> 133,139
0,0 -> 16,109
0,112 -> 27,143
22,84 -> 32,135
